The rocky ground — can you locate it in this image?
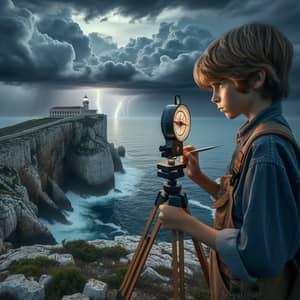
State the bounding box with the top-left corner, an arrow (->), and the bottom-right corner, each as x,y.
0,235 -> 210,300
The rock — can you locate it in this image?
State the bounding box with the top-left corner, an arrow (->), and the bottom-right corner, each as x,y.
83,278 -> 107,300
38,274 -> 52,288
48,253 -> 75,266
0,274 -> 45,300
67,118 -> 115,188
119,258 -> 128,265
109,144 -> 124,173
0,245 -> 72,271
141,267 -> 170,282
0,166 -> 56,248
62,293 -> 90,300
0,115 -> 122,246
68,148 -> 114,186
117,146 -> 126,158
46,178 -> 73,211
89,235 -> 209,276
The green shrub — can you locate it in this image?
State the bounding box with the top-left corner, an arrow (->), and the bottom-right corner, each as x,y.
45,266 -> 87,299
61,240 -> 128,262
102,267 -> 128,289
97,246 -> 128,259
9,257 -> 59,279
191,287 -> 210,300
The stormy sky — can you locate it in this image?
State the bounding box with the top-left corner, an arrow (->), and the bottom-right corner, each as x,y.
0,0 -> 299,116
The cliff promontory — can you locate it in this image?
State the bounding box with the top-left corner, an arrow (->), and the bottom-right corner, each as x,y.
0,115 -> 124,251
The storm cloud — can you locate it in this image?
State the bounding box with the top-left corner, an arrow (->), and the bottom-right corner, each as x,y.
0,0 -> 213,89
0,0 -> 299,98
14,0 -> 230,21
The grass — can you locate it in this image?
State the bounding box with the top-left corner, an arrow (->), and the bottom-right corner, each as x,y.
8,257 -> 87,300
0,118 -> 59,137
101,267 -> 128,289
8,257 -> 59,280
60,240 -> 128,262
45,266 -> 87,300
5,240 -> 210,299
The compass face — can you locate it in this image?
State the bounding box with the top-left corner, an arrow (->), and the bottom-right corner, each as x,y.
173,104 -> 191,142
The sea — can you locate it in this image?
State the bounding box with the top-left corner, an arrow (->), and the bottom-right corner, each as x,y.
1,115 -> 300,243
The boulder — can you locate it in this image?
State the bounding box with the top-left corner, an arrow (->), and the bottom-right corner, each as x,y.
46,178 -> 73,211
62,293 -> 90,300
83,278 -> 107,300
0,274 -> 45,300
141,267 -> 170,282
38,274 -> 52,288
109,144 -> 124,173
117,146 -> 126,158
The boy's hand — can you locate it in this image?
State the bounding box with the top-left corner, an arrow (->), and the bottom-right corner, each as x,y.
158,204 -> 189,231
181,145 -> 202,180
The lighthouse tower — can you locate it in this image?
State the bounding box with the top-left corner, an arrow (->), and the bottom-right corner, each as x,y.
83,95 -> 89,111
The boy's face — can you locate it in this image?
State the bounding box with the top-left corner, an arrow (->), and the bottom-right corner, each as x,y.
210,80 -> 252,119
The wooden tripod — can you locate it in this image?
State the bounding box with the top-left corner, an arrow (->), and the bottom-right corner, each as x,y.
115,161 -> 210,300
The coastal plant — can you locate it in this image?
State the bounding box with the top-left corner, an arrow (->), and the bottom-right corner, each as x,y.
61,240 -> 128,262
191,287 -> 210,300
9,257 -> 59,280
45,265 -> 87,299
101,267 -> 128,288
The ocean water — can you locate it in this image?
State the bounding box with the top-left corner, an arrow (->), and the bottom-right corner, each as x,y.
1,115 -> 300,243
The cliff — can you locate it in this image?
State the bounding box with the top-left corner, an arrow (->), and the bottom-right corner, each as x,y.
0,115 -> 124,251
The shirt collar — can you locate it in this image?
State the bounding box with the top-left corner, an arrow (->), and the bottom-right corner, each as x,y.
237,101 -> 282,144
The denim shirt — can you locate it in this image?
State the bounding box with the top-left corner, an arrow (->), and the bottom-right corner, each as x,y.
215,101 -> 300,281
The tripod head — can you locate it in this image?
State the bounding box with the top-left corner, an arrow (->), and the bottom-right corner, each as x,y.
156,95 -> 191,208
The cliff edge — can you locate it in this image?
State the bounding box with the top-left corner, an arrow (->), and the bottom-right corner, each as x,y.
0,115 -> 124,251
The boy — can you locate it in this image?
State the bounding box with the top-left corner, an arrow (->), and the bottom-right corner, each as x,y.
159,23 -> 300,299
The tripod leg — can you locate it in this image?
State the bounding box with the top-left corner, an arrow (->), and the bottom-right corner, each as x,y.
184,208 -> 210,288
172,230 -> 179,300
178,231 -> 185,300
191,238 -> 210,288
118,206 -> 159,296
125,217 -> 162,300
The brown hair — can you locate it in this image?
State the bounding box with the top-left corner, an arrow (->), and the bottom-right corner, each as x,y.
193,23 -> 293,101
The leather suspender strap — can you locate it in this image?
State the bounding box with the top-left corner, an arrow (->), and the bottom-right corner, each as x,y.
230,122 -> 300,187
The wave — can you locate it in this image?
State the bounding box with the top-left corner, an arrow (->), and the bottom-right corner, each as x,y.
40,158 -> 142,243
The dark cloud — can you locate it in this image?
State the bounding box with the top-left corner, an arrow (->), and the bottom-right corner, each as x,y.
14,0 -> 230,21
0,0 -> 214,89
88,33 -> 118,56
0,0 -> 77,82
0,0 -> 298,101
37,14 -> 91,61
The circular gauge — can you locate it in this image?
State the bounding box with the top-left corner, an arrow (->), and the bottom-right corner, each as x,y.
161,104 -> 191,142
173,104 -> 191,142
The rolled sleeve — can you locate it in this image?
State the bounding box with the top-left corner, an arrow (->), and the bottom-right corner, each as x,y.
216,228 -> 257,282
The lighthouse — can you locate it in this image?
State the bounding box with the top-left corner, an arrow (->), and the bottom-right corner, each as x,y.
49,94 -> 97,118
83,95 -> 89,111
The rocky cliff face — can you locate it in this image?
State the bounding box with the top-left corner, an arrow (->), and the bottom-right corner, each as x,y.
0,115 -> 123,251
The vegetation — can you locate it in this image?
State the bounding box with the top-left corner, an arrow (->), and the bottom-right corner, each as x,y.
101,267 -> 128,289
0,118 -> 59,137
45,266 -> 87,300
4,240 -> 210,299
9,257 -> 59,280
60,240 -> 128,262
191,287 -> 210,300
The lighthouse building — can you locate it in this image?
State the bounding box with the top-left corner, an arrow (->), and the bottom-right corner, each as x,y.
49,95 -> 97,118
